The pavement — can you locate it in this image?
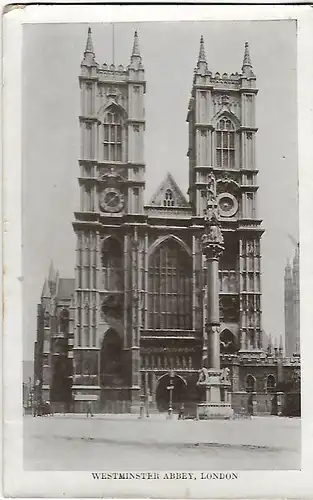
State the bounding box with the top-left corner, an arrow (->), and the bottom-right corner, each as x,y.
23,413 -> 301,471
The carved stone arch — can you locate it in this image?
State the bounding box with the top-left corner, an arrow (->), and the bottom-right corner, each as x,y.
156,372 -> 188,386
148,235 -> 192,258
211,109 -> 241,131
155,372 -> 188,412
97,101 -> 127,122
101,234 -> 124,251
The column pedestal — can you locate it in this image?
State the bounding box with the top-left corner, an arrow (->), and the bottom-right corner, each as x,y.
196,370 -> 233,419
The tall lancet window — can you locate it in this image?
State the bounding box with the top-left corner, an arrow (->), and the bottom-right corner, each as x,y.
148,239 -> 192,330
103,111 -> 122,162
101,238 -> 124,291
216,118 -> 235,169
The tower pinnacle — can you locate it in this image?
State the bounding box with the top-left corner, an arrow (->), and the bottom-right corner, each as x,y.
279,334 -> 284,352
85,27 -> 94,54
198,35 -> 206,64
242,41 -> 255,76
132,30 -> 141,58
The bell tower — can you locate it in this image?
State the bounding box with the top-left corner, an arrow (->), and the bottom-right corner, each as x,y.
187,37 -> 264,354
72,28 -> 146,410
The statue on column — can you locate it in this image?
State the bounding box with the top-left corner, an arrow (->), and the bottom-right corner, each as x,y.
202,170 -> 224,250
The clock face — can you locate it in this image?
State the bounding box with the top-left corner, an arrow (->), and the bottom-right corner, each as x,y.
217,193 -> 238,217
100,187 -> 124,213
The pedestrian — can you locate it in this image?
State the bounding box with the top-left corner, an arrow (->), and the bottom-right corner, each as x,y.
86,401 -> 93,417
178,402 -> 185,420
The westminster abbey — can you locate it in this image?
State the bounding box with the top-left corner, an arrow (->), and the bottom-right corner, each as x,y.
34,29 -> 300,415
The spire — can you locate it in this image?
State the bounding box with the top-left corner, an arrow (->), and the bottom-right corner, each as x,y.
41,279 -> 50,299
285,259 -> 292,279
196,35 -> 208,73
242,41 -> 255,77
132,30 -> 140,58
48,260 -> 56,283
279,334 -> 284,353
242,42 -> 252,67
129,30 -> 143,70
267,333 -> 273,354
293,242 -> 299,266
198,35 -> 206,64
81,26 -> 98,70
85,27 -> 94,54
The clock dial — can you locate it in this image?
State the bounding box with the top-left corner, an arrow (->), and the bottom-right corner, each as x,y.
100,187 -> 124,213
217,193 -> 238,217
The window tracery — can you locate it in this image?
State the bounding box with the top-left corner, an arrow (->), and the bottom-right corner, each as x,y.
148,240 -> 192,329
103,111 -> 122,162
216,117 -> 235,169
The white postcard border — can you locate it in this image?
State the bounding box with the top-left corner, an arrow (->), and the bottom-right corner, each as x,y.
3,4 -> 313,498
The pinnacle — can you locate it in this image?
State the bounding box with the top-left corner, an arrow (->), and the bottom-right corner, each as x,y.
242,41 -> 252,69
85,26 -> 94,54
132,30 -> 141,57
48,259 -> 55,282
198,35 -> 207,64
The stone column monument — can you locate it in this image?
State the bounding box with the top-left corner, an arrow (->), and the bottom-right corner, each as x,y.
196,170 -> 233,419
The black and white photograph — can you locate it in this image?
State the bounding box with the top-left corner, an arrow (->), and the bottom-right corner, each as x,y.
3,4 -> 313,498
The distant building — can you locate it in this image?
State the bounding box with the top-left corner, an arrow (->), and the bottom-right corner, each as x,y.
33,30 -> 300,416
284,244 -> 300,357
33,262 -> 74,412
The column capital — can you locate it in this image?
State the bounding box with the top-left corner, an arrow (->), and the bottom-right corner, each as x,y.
202,241 -> 224,260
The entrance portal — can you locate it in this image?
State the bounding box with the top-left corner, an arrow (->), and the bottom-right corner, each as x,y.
100,328 -> 123,387
155,374 -> 187,412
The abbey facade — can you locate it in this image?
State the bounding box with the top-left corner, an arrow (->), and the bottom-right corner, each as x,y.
34,29 -> 300,415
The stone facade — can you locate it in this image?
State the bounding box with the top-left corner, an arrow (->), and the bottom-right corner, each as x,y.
33,30 -> 300,415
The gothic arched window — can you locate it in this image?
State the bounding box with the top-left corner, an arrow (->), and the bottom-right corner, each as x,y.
216,117 -> 235,169
148,239 -> 192,330
266,374 -> 276,393
163,189 -> 175,207
245,374 -> 256,392
101,238 -> 124,291
103,111 -> 122,162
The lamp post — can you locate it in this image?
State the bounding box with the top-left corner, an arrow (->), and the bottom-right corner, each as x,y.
167,370 -> 175,419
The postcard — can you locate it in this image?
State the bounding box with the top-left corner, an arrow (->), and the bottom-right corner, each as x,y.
2,3 -> 313,498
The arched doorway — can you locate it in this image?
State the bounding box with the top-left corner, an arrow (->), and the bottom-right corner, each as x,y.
100,328 -> 123,387
155,374 -> 187,412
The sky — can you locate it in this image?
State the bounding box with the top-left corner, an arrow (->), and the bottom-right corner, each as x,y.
22,20 -> 298,361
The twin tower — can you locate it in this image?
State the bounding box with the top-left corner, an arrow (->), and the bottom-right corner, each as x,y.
72,28 -> 263,410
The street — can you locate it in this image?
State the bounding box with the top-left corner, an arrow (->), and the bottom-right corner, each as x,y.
23,414 -> 300,471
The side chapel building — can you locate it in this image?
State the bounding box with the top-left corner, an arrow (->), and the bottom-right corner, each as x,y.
34,29 -> 300,413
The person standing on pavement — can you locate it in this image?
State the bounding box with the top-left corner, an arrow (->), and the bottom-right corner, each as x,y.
178,402 -> 185,420
86,401 -> 93,417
